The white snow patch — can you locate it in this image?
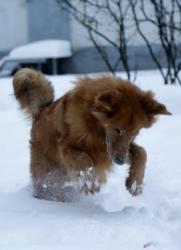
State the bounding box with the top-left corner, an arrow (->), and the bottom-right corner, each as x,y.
8,39 -> 72,60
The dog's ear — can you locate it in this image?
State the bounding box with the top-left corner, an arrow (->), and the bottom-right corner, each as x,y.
92,90 -> 121,119
141,91 -> 171,115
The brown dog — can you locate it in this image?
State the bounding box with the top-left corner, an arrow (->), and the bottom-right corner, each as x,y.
13,68 -> 171,201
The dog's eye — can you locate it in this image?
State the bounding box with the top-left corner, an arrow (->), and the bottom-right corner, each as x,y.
114,128 -> 123,135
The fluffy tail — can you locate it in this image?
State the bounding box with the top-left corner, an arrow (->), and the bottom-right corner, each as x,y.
13,68 -> 54,118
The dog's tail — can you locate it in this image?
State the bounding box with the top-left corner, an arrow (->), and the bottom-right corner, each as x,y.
13,68 -> 54,118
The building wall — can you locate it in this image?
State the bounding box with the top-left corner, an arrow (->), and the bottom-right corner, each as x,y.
66,1 -> 164,73
69,1 -> 158,51
61,44 -> 166,74
0,0 -> 171,73
26,0 -> 70,42
0,0 -> 28,54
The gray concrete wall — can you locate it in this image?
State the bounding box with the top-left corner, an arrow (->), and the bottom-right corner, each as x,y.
69,1 -> 158,51
62,45 -> 167,74
26,0 -> 70,42
0,0 -> 28,52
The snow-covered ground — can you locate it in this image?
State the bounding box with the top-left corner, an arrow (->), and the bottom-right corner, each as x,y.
0,70 -> 181,250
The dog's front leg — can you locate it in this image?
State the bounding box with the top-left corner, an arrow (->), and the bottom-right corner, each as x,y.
125,143 -> 147,196
61,146 -> 100,194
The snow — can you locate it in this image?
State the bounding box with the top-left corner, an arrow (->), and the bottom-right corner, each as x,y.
8,40 -> 72,60
0,56 -> 8,67
0,70 -> 181,250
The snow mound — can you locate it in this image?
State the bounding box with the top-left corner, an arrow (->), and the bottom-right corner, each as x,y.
8,39 -> 72,59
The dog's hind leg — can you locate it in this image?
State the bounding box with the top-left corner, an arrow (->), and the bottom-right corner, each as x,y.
32,169 -> 78,202
125,143 -> 147,196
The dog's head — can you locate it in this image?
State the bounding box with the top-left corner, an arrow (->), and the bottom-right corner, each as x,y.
92,81 -> 171,165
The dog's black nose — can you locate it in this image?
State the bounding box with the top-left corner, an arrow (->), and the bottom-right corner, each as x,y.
114,157 -> 125,165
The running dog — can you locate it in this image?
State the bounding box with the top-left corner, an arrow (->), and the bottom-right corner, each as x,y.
13,68 -> 171,201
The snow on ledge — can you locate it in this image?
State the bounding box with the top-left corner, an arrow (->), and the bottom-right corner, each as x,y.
9,39 -> 72,60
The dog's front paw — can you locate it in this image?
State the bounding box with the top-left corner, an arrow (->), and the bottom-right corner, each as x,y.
126,178 -> 143,196
78,167 -> 100,194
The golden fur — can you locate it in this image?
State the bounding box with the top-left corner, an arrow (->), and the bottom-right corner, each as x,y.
13,68 -> 171,201
13,68 -> 54,117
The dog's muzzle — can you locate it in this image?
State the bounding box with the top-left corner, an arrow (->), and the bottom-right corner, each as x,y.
105,133 -> 128,165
